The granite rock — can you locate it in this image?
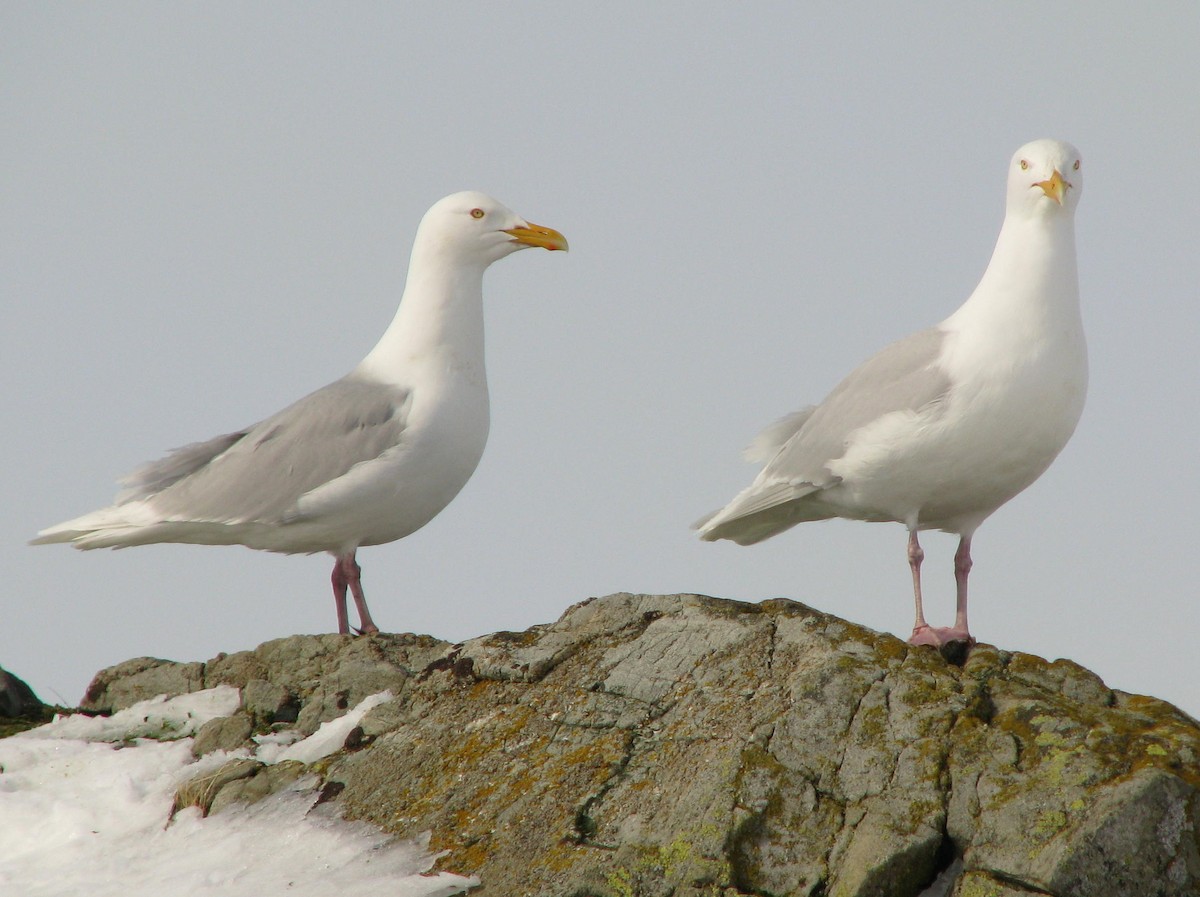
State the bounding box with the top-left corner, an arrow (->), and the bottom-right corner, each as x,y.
0,667 -> 44,718
81,593 -> 1200,897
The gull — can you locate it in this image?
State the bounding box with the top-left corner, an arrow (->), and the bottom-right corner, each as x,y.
697,139 -> 1086,650
34,191 -> 567,635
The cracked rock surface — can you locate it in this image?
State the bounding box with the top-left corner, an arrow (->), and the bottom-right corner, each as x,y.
82,593 -> 1200,897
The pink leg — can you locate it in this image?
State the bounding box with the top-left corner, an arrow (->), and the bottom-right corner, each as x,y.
331,552 -> 380,636
343,553 -> 379,635
951,535 -> 974,642
908,531 -> 975,648
908,529 -> 930,632
331,559 -> 351,635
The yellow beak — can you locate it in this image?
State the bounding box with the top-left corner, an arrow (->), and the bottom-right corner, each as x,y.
1034,169 -> 1068,205
504,221 -> 569,252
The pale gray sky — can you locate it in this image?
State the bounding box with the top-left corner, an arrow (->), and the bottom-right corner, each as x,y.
5,5 -> 1199,716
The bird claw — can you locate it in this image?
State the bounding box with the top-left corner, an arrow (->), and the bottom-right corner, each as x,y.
909,625 -> 975,664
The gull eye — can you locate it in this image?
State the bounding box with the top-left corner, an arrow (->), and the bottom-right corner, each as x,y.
1073,159 -> 1081,171
470,208 -> 485,219
1019,160 -> 1030,171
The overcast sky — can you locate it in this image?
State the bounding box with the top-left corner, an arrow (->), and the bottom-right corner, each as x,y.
4,4 -> 1199,717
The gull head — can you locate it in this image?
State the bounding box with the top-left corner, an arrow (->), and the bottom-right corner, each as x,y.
1007,139 -> 1082,218
417,191 -> 568,267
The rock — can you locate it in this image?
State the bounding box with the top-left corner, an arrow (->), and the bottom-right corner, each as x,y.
172,756 -> 311,817
81,657 -> 204,711
84,593 -> 1200,897
0,667 -> 44,718
172,757 -> 262,817
206,760 -> 308,816
242,678 -> 296,724
81,632 -> 450,733
191,712 -> 253,757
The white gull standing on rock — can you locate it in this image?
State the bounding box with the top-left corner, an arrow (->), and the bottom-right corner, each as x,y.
33,191 -> 567,635
697,139 -> 1087,651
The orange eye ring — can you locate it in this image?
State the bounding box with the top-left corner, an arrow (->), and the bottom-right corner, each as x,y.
470,208 -> 485,219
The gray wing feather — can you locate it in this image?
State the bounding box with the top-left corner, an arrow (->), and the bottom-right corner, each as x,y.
126,375 -> 411,525
764,327 -> 951,483
117,431 -> 249,503
743,407 -> 816,463
698,328 -> 951,545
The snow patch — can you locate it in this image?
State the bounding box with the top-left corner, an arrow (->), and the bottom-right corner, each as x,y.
0,688 -> 476,896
